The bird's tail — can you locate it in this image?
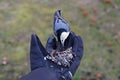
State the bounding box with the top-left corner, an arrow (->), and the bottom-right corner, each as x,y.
54,10 -> 61,18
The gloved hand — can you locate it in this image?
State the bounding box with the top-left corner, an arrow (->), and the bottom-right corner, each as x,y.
46,32 -> 84,80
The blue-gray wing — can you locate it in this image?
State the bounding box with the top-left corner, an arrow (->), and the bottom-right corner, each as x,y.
53,10 -> 70,35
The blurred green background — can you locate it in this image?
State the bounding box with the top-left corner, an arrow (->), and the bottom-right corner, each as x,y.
0,0 -> 120,80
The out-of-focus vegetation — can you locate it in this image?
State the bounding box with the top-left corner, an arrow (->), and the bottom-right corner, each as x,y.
0,0 -> 120,80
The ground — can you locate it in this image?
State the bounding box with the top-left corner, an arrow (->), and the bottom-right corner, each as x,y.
0,0 -> 120,80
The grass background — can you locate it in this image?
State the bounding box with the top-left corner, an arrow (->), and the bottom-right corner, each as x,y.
0,0 -> 120,80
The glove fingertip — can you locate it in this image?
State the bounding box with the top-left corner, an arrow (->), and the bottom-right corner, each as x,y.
46,35 -> 57,53
47,35 -> 56,43
70,31 -> 76,37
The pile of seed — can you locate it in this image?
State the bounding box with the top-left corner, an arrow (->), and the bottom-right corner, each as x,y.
46,47 -> 74,67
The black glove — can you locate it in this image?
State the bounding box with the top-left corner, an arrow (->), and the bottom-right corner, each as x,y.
30,34 -> 48,71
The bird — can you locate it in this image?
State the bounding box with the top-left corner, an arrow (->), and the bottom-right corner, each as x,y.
53,10 -> 70,47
